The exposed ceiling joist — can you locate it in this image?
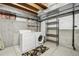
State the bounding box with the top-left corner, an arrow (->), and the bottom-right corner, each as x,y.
43,3 -> 48,6
26,3 -> 43,10
18,3 -> 39,11
12,3 -> 37,13
2,3 -> 37,15
35,3 -> 47,9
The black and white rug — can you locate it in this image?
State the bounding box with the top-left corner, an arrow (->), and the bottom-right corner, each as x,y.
22,45 -> 49,56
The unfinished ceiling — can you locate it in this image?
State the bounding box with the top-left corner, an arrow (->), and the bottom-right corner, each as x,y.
2,3 -> 48,15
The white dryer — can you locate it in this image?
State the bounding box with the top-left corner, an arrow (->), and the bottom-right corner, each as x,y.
19,30 -> 36,53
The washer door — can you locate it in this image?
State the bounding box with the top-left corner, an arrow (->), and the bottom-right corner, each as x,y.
38,35 -> 43,43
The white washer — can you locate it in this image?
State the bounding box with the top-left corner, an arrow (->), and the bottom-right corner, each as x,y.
34,32 -> 44,48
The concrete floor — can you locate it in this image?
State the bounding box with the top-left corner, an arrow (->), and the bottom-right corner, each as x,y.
0,41 -> 79,56
0,45 -> 21,56
41,41 -> 79,56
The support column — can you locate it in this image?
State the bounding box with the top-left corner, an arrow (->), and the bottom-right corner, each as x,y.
72,3 -> 76,50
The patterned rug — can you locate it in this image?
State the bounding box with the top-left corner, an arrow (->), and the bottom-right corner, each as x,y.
22,45 -> 49,56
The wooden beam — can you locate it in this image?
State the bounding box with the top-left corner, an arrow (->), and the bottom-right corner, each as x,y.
35,3 -> 47,9
18,3 -> 39,11
27,3 -> 43,10
2,3 -> 37,15
43,3 -> 48,6
12,3 -> 37,13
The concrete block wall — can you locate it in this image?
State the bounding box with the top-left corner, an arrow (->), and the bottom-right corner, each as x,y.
0,18 -> 28,48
